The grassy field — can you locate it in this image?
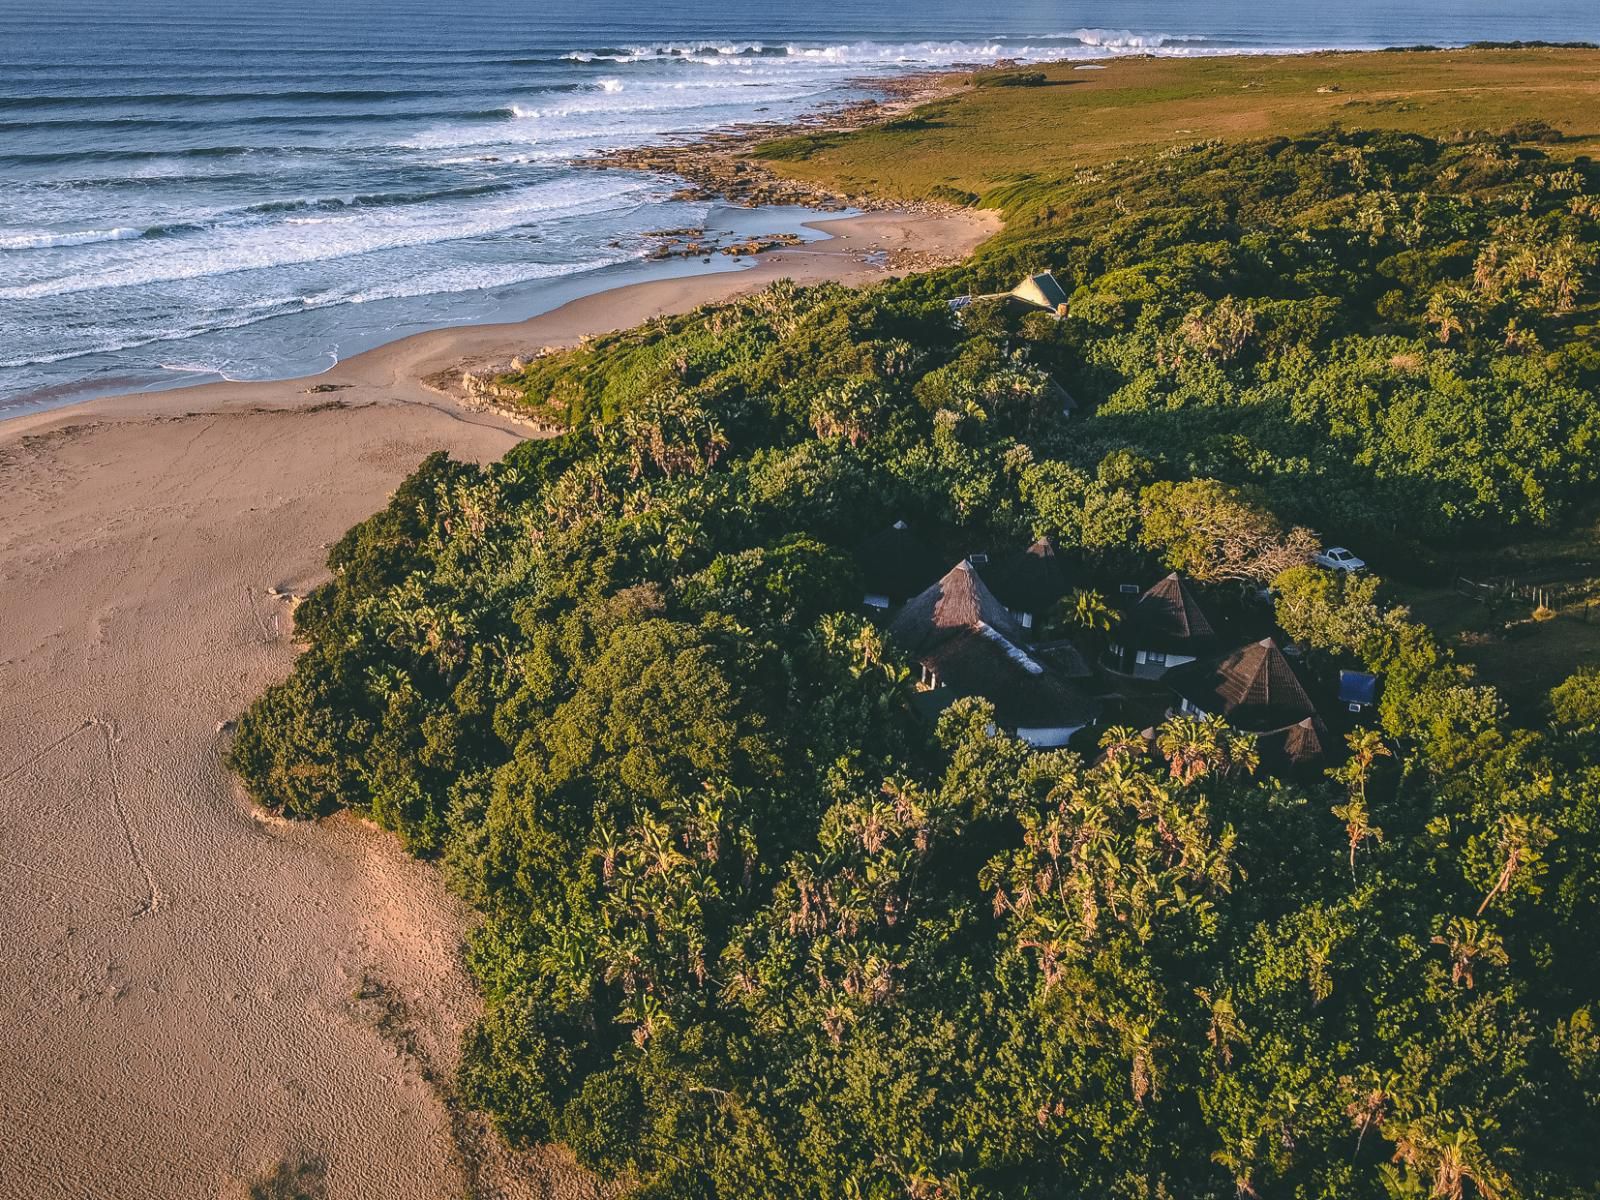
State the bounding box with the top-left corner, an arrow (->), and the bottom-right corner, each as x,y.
754,47 -> 1600,203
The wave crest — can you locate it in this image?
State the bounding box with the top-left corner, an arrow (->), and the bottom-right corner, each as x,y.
556,33 -> 1222,69
0,227 -> 144,251
1068,28 -> 1212,49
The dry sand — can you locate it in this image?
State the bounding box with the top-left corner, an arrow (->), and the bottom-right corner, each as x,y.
0,208 -> 995,1200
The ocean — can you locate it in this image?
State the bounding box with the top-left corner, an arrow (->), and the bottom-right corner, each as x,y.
1,0 -> 1596,413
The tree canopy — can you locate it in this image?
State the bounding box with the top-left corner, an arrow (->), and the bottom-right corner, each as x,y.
230,128 -> 1600,1199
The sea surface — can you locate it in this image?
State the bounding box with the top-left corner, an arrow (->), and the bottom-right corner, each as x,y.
2,0 -> 1596,413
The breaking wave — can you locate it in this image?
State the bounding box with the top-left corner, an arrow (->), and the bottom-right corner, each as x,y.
0,9 -> 1375,408
0,226 -> 145,250
556,32 -> 1233,68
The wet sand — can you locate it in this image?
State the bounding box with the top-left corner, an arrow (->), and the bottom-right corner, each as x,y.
0,207 -> 996,1199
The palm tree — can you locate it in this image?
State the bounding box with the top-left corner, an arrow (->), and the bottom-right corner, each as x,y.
1066,588 -> 1117,636
1425,288 -> 1467,345
1097,725 -> 1149,765
1501,317 -> 1539,353
1431,917 -> 1508,989
635,812 -> 689,879
1196,987 -> 1248,1067
1538,235 -> 1587,313
1389,1123 -> 1509,1200
1224,730 -> 1261,778
810,381 -> 885,446
1475,812 -> 1549,916
1331,794 -> 1383,874
1156,714 -> 1231,783
1343,1071 -> 1399,1157
749,277 -> 804,339
1330,728 -> 1391,872
1346,728 -> 1392,783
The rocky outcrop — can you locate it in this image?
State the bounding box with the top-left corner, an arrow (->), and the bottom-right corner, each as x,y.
645,230 -> 807,259
582,69 -> 971,214
419,362 -> 567,435
459,370 -> 523,405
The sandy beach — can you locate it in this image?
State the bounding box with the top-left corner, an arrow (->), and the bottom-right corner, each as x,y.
0,207 -> 994,1200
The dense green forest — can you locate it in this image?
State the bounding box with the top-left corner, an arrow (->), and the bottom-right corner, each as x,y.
231,128 -> 1600,1198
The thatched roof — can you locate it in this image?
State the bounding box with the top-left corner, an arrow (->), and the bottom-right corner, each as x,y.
1117,573 -> 1219,655
1166,638 -> 1320,733
981,537 -> 1071,616
856,519 -> 944,605
889,560 -> 1026,652
919,624 -> 1100,730
1258,716 -> 1333,774
1029,638 -> 1094,679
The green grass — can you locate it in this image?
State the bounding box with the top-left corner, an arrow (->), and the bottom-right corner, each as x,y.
753,47 -> 1600,204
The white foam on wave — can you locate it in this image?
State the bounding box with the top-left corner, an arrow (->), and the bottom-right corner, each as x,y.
555,33 -> 1235,71
0,305 -> 294,369
1068,28 -> 1211,48
315,255 -> 621,308
0,226 -> 143,250
409,29 -> 1323,165
562,41 -> 772,64
0,255 -> 628,372
0,173 -> 656,301
408,77 -> 806,156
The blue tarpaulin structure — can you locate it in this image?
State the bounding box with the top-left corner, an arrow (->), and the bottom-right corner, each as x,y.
1339,670 -> 1379,711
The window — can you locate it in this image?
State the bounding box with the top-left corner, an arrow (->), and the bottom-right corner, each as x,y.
1146,650 -> 1167,666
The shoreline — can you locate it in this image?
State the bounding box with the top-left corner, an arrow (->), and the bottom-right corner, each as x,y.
0,203 -> 994,1199
9,38 -> 1590,426
1,208 -> 995,442
8,36 -> 1599,1198
1,57 -> 977,427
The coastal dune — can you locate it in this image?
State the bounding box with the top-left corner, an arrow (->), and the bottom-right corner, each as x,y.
0,209 -> 994,1199
0,398 -> 526,1199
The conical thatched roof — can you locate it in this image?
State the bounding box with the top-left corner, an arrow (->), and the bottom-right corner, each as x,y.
982,537 -> 1071,616
1259,715 -> 1333,775
889,560 -> 1026,652
1118,573 -> 1219,655
1166,638 -> 1320,733
856,519 -> 944,605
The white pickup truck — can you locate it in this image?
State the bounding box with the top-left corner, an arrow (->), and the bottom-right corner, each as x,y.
1315,546 -> 1367,573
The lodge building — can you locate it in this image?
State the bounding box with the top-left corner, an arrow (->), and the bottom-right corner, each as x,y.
857,522 -> 1363,770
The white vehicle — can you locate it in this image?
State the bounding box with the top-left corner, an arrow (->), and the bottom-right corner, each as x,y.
1316,546 -> 1367,573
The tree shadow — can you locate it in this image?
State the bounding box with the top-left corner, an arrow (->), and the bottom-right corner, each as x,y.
247,1149 -> 328,1200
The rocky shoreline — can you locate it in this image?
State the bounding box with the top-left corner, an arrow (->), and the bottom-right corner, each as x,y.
639,228 -> 807,261
580,69 -> 970,212
423,68 -> 1002,426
